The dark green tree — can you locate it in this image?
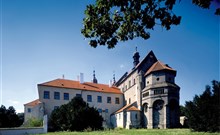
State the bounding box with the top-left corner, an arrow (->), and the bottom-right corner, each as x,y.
49,97 -> 103,131
82,0 -> 219,48
185,80 -> 220,132
0,105 -> 23,128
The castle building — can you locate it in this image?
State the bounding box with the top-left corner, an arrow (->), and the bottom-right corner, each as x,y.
24,50 -> 180,129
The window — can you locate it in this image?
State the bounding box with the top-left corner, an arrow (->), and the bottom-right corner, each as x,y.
156,77 -> 160,81
129,98 -> 131,104
64,93 -> 69,100
54,92 -> 60,100
27,108 -> 31,113
154,89 -> 164,95
97,96 -> 102,103
135,113 -> 138,119
143,92 -> 149,97
76,94 -> 82,98
107,97 -> 111,103
115,97 -> 120,104
129,80 -> 131,87
105,109 -> 108,113
119,114 -> 121,119
133,79 -> 136,85
43,91 -> 50,99
54,106 -> 59,110
98,108 -> 102,113
87,95 -> 92,102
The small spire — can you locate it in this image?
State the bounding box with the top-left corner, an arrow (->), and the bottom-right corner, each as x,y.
113,73 -> 116,84
92,70 -> 98,83
133,47 -> 140,67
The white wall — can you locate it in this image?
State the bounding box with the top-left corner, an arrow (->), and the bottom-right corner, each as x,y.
24,103 -> 44,122
38,85 -> 123,127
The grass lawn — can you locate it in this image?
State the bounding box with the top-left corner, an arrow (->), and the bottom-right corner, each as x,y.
38,129 -> 220,135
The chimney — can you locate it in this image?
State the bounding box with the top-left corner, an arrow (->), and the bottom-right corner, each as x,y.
109,80 -> 112,87
80,73 -> 84,84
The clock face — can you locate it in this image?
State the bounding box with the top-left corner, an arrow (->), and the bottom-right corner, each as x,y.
153,100 -> 164,110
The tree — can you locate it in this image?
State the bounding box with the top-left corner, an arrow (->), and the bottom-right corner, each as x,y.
49,97 -> 103,131
185,80 -> 220,132
81,0 -> 219,48
0,105 -> 23,128
82,0 -> 181,49
192,0 -> 220,15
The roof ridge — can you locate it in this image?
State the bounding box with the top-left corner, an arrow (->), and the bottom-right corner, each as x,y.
38,78 -> 123,94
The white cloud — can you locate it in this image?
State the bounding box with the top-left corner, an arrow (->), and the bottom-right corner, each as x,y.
120,64 -> 125,69
16,108 -> 24,113
7,99 -> 20,105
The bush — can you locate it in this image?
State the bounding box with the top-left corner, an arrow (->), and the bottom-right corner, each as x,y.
23,118 -> 43,127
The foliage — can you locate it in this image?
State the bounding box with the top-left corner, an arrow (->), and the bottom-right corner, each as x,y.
49,97 -> 103,131
185,80 -> 220,132
22,117 -> 43,127
82,0 -> 181,49
82,0 -> 219,48
192,0 -> 220,15
0,105 -> 23,128
36,129 -> 220,135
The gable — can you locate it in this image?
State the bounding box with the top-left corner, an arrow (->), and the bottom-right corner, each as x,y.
115,50 -> 157,86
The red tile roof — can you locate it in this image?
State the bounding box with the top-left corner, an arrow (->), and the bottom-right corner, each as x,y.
127,106 -> 140,111
145,61 -> 176,76
114,104 -> 140,114
38,79 -> 123,94
24,99 -> 41,107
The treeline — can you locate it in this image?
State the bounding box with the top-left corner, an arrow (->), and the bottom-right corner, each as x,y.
0,105 -> 24,128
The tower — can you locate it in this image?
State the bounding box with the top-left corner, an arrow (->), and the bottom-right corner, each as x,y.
142,61 -> 180,128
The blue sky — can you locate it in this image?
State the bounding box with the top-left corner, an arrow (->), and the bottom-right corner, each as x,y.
0,0 -> 219,113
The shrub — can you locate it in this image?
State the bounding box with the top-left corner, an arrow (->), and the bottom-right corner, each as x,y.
23,118 -> 43,127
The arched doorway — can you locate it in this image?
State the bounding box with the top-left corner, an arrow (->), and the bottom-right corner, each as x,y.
153,100 -> 164,128
142,103 -> 148,127
169,99 -> 179,128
